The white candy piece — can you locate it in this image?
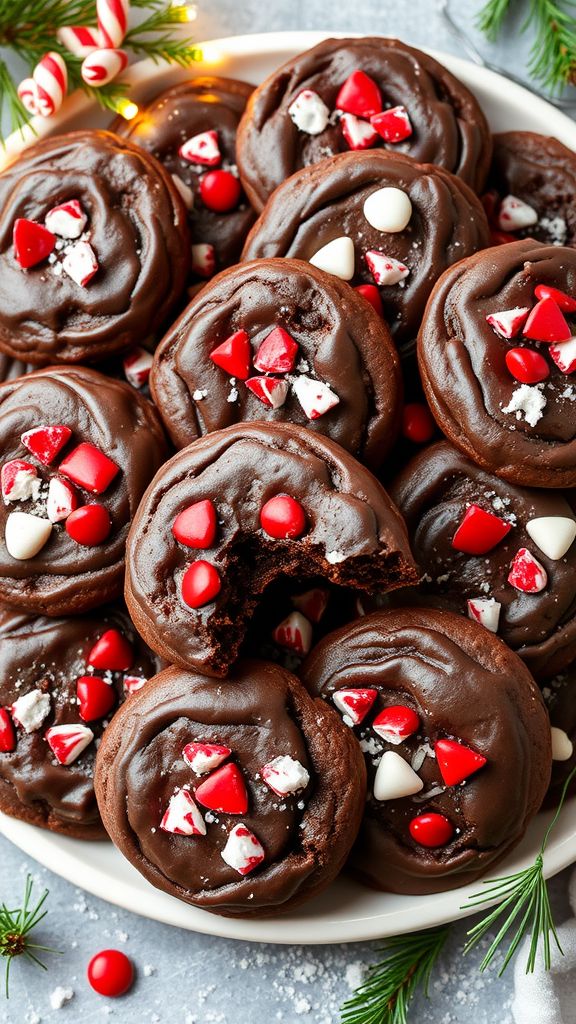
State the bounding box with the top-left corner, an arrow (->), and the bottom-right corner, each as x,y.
81,47 -> 128,88
498,194 -> 538,231
179,129 -> 221,166
221,823 -> 265,875
467,597 -> 501,633
5,512 -> 52,560
11,689 -> 51,733
1,464 -> 40,502
45,723 -> 94,765
123,674 -> 147,695
365,250 -> 409,286
182,743 -> 230,775
62,241 -> 98,287
191,243 -> 216,279
272,611 -> 313,656
292,375 -> 340,420
288,90 -> 330,135
363,187 -> 412,233
485,306 -> 530,339
261,755 -> 310,797
502,384 -> 546,428
526,517 -> 576,561
47,478 -> 76,523
248,377 -> 289,409
551,726 -> 573,762
56,26 -> 101,59
160,788 -> 206,836
123,347 -> 153,389
549,336 -> 576,375
171,174 -> 194,210
45,200 -> 88,239
373,750 -> 424,801
309,236 -> 355,281
332,689 -> 376,726
340,112 -> 378,151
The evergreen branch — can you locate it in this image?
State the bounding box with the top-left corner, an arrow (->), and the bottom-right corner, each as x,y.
477,0 -> 576,91
476,0 -> 515,40
340,926 -> 450,1024
0,874 -> 59,998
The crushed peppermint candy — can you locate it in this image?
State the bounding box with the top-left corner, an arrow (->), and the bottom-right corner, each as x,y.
288,90 -> 330,135
364,250 -> 409,286
221,823 -> 265,875
11,689 -> 51,733
261,755 -> 310,797
502,384 -> 547,427
61,240 -> 98,287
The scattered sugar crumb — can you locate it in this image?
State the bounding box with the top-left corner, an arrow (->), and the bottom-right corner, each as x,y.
49,986 -> 74,1010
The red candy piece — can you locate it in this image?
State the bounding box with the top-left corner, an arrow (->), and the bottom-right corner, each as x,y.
21,424 -> 72,465
490,229 -> 517,245
47,477 -> 77,523
181,560 -> 221,608
409,812 -> 454,848
354,283 -> 383,317
173,500 -> 217,549
209,329 -> 251,380
199,170 -> 241,213
260,494 -> 307,539
508,547 -> 547,593
59,443 -> 119,494
523,297 -> 571,343
88,629 -> 133,671
292,587 -> 329,623
372,705 -> 420,744
253,327 -> 298,374
534,284 -> 576,313
0,708 -> 16,753
182,741 -> 231,775
1,459 -> 38,501
194,762 -> 248,814
370,105 -> 413,143
340,112 -> 378,151
65,504 -> 111,546
87,949 -> 134,998
452,504 -> 511,555
245,376 -> 289,408
505,347 -> 550,384
77,675 -> 116,722
550,336 -> 576,374
335,70 -> 382,118
13,218 -> 56,269
435,738 -> 487,786
272,611 -> 312,656
332,688 -> 378,726
402,402 -> 435,444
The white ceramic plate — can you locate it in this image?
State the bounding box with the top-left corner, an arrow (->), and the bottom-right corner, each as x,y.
1,32 -> 575,944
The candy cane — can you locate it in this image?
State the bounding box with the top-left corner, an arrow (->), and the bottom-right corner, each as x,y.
57,26 -> 101,59
81,48 -> 129,87
17,78 -> 40,116
32,52 -> 68,117
97,0 -> 129,48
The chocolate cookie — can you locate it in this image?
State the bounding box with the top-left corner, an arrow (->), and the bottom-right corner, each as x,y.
0,130 -> 190,365
485,132 -> 576,247
418,239 -> 576,487
236,37 -> 491,210
95,659 -> 366,916
0,354 -> 30,383
389,442 -> 576,680
241,151 -> 490,355
0,605 -> 162,838
112,77 -> 256,280
125,421 -> 417,676
302,608 -> 551,894
542,667 -> 576,805
150,258 -> 402,467
0,366 -> 168,615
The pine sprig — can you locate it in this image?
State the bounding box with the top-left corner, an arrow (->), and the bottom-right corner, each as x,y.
0,874 -> 59,998
476,0 -> 576,91
340,926 -> 450,1024
476,0 -> 514,39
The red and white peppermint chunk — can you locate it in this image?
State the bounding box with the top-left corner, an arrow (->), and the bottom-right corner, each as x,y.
182,741 -> 232,776
525,516 -> 576,560
497,194 -> 538,231
123,675 -> 147,696
340,112 -> 378,151
88,628 -> 133,671
179,129 -> 221,166
332,688 -> 377,726
17,78 -> 41,116
81,47 -> 128,87
254,327 -> 298,374
56,25 -> 101,59
261,755 -> 310,797
451,503 -> 511,556
5,512 -> 52,560
21,424 -> 72,465
1,460 -> 40,502
0,708 -> 16,753
191,243 -> 216,279
194,762 -> 249,814
291,587 -> 329,624
13,218 -> 56,269
221,823 -> 265,876
550,336 -> 576,374
467,597 -> 501,633
288,90 -> 330,135
123,347 -> 153,389
292,375 -> 339,420
364,250 -> 409,286
485,306 -> 530,339
160,787 -> 206,836
45,199 -> 88,239
309,237 -> 355,281
59,442 -> 119,494
508,547 -> 548,593
11,689 -> 51,733
370,105 -> 413,143
335,70 -> 382,119
372,705 -> 419,745
435,738 -> 487,786
373,750 -> 423,801
272,611 -> 313,656
62,241 -> 99,287
245,377 -> 289,409
45,723 -> 94,765
47,477 -> 77,523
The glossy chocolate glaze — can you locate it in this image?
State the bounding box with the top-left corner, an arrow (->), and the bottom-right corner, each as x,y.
302,608 -> 551,894
95,660 -> 367,916
543,663 -> 576,805
237,37 -> 491,209
0,131 -> 190,364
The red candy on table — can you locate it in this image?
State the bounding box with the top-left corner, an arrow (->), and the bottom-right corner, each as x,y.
260,494 -> 307,539
505,347 -> 550,384
209,330 -> 251,379
181,560 -> 221,608
435,738 -> 487,786
409,812 -> 454,848
173,500 -> 217,549
199,169 -> 242,213
402,403 -> 435,444
0,708 -> 16,753
65,504 -> 111,546
194,762 -> 249,814
451,504 -> 511,555
88,629 -> 133,671
13,218 -> 56,269
59,442 -> 119,494
87,949 -> 134,997
335,70 -> 382,118
21,424 -> 72,465
77,675 -> 117,722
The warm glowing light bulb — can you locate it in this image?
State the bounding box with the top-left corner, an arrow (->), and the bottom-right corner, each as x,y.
200,44 -> 222,65
116,99 -> 139,121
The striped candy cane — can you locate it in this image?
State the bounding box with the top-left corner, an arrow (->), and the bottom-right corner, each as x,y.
32,52 -> 68,117
97,0 -> 129,48
81,48 -> 129,87
17,78 -> 41,115
57,26 -> 101,59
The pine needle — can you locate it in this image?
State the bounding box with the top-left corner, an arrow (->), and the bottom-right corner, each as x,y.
0,874 -> 59,998
476,0 -> 576,92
